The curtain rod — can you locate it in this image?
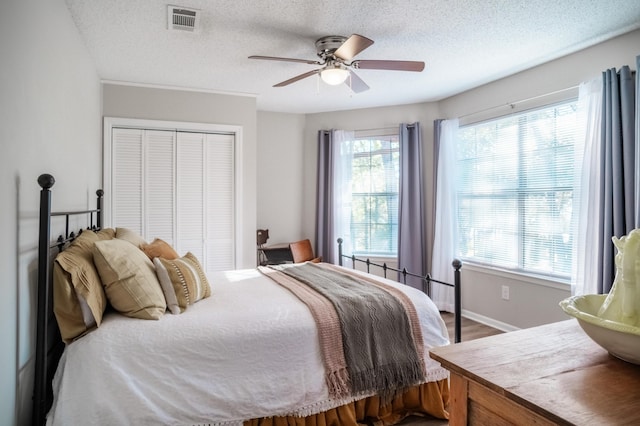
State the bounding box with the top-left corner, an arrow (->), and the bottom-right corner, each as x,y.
351,126 -> 399,134
457,85 -> 579,120
320,126 -> 398,133
319,127 -> 400,139
350,122 -> 419,132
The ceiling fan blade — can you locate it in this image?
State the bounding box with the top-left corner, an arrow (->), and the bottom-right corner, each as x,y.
354,60 -> 425,72
334,34 -> 374,61
347,71 -> 369,93
249,55 -> 321,65
273,69 -> 320,87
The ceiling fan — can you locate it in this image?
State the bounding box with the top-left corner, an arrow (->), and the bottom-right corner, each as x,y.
249,34 -> 425,93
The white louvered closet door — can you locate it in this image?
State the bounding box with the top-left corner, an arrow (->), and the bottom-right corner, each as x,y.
176,132 -> 205,262
144,131 -> 176,247
176,132 -> 235,274
112,128 -> 176,241
112,128 -> 145,234
110,127 -> 235,274
205,133 -> 235,272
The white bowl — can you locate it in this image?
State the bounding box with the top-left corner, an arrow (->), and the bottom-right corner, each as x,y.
560,294 -> 640,364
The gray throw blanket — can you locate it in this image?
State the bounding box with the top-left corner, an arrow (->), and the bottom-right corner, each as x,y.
270,262 -> 425,400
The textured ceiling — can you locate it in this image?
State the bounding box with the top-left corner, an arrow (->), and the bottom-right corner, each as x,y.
65,0 -> 640,113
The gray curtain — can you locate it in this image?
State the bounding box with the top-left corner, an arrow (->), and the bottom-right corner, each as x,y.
397,123 -> 426,289
315,130 -> 336,262
599,63 -> 638,293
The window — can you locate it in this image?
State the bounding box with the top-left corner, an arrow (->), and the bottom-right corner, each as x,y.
456,101 -> 578,279
348,134 -> 400,256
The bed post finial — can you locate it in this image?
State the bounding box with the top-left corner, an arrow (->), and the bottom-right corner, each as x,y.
452,259 -> 462,271
37,173 -> 55,189
337,238 -> 343,267
96,189 -> 104,229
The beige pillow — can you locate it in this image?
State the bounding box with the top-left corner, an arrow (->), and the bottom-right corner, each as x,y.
96,227 -> 116,240
141,238 -> 179,261
115,227 -> 147,248
154,252 -> 211,314
54,230 -> 112,342
93,238 -> 166,320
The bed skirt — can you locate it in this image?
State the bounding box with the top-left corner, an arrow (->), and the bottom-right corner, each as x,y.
245,379 -> 449,426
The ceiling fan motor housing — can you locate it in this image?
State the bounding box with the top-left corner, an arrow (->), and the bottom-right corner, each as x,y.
315,36 -> 348,60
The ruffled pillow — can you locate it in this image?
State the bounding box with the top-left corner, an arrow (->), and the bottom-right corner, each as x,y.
53,229 -> 114,343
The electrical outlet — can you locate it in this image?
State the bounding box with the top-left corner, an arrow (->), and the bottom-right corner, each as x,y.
501,285 -> 510,301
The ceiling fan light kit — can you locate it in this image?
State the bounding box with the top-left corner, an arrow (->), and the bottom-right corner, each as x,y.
249,34 -> 425,93
320,64 -> 349,85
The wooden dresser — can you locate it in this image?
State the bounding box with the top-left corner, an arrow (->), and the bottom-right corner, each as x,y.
429,320 -> 640,425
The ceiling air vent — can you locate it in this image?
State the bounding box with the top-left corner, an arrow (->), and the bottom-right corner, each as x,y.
168,5 -> 200,32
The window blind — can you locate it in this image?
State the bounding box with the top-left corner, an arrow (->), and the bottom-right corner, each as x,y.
349,135 -> 399,255
456,101 -> 578,278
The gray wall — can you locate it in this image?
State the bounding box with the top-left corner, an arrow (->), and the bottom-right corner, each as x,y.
1,0 -> 103,424
256,111 -> 307,246
102,84 -> 258,269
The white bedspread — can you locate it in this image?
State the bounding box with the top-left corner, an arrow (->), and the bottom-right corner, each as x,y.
47,267 -> 449,426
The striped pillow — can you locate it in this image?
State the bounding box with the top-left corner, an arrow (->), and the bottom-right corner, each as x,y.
154,252 -> 211,314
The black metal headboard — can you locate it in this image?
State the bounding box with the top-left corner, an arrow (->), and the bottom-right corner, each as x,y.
33,174 -> 103,426
337,237 -> 463,343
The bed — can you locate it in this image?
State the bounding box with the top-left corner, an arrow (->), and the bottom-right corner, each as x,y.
32,173 -> 462,426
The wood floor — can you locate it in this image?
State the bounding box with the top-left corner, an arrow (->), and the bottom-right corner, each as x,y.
441,312 -> 504,342
397,313 -> 504,426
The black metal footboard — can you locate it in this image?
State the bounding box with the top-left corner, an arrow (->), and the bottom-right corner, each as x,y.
337,238 -> 462,343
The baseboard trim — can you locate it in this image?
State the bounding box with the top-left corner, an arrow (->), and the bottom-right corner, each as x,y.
462,309 -> 521,333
